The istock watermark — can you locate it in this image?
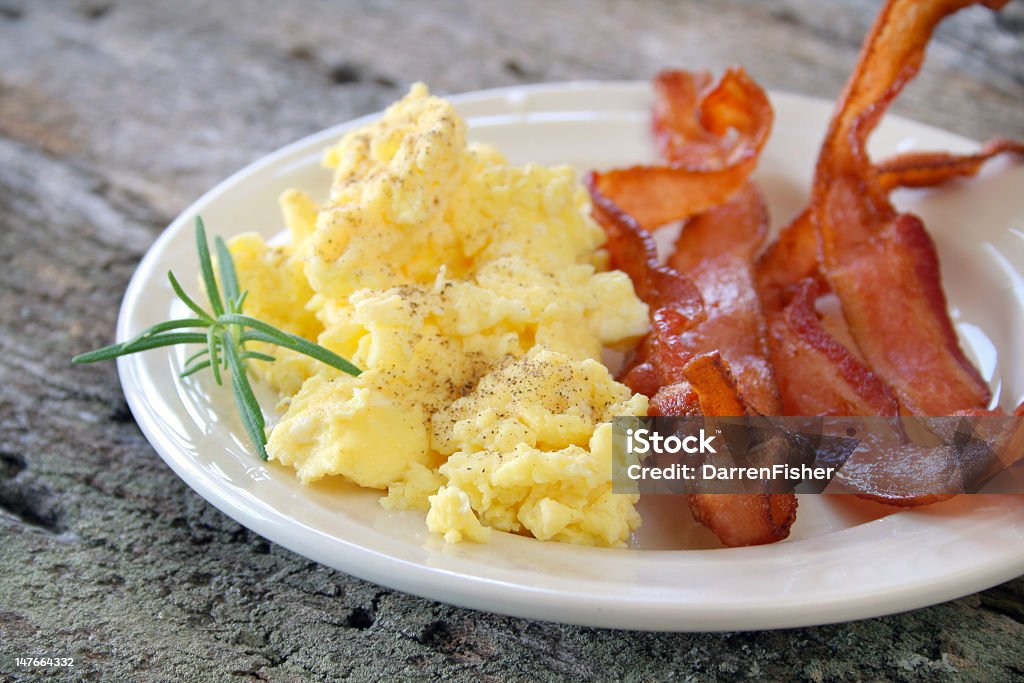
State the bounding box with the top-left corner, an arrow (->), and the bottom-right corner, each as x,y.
612,415 -> 1024,496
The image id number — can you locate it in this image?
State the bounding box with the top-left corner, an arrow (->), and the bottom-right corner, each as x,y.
15,657 -> 75,668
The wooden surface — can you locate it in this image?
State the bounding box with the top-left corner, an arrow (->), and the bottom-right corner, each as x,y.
2,1 -> 1023,680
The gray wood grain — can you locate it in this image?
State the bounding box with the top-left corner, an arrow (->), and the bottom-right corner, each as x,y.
1,1 -> 1022,680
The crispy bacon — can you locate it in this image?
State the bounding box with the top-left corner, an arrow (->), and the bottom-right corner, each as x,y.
667,183 -> 781,415
588,175 -> 705,399
589,90 -> 778,412
753,210 -> 885,417
653,69 -> 769,169
876,138 -> 1024,191
591,182 -> 797,547
767,279 -> 899,416
819,208 -> 989,416
596,6 -> 1022,528
688,494 -> 798,548
750,0 -> 1015,508
757,152 -> 1022,419
591,184 -> 779,413
590,68 -> 772,231
755,211 -> 897,418
588,177 -> 703,318
750,0 -> 1016,505
758,138 -> 1024,322
590,66 -> 797,546
810,0 -> 1002,416
835,404 -> 1024,506
649,354 -> 797,547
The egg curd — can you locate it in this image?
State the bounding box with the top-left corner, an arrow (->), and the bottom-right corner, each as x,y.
228,83 -> 649,547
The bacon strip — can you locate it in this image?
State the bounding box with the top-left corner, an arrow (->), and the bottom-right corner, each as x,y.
587,175 -> 703,319
688,493 -> 798,548
590,72 -> 777,410
756,1 -> 1015,421
607,0 -> 1020,518
767,279 -> 899,416
591,184 -> 779,410
653,69 -> 769,169
834,404 -> 1024,506
876,138 -> 1024,191
666,183 -> 782,415
592,183 -> 797,546
683,355 -> 795,544
588,176 -> 704,394
756,207 -> 902,418
757,147 -> 1021,418
811,0 -> 1001,416
590,67 -> 798,545
750,0 -> 1014,505
590,68 -> 772,231
755,3 -> 1019,419
759,137 -> 1024,323
649,354 -> 797,548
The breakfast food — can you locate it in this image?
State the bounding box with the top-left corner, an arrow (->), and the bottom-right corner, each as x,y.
228,84 -> 650,547
72,0 -> 1020,551
589,67 -> 772,233
588,76 -> 800,546
220,0 -> 1022,549
591,0 -> 1023,545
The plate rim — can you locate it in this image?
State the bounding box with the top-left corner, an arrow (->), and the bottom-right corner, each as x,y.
116,80 -> 1024,632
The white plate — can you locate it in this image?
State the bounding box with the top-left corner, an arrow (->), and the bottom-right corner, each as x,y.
117,82 -> 1024,631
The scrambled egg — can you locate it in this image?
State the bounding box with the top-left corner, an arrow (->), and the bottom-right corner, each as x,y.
229,83 -> 649,547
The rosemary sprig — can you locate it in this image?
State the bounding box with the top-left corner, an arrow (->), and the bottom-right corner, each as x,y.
72,217 -> 361,460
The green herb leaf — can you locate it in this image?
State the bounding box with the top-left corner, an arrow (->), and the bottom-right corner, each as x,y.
223,331 -> 268,461
184,347 -> 210,366
230,315 -> 361,377
168,271 -> 215,323
195,217 -> 225,317
240,350 -> 276,363
214,235 -> 241,310
72,332 -> 210,363
206,324 -> 223,386
72,216 -> 361,462
123,318 -> 211,350
234,290 -> 249,313
179,359 -> 212,379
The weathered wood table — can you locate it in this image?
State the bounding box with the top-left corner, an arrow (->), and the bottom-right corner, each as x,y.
2,1 -> 1022,680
